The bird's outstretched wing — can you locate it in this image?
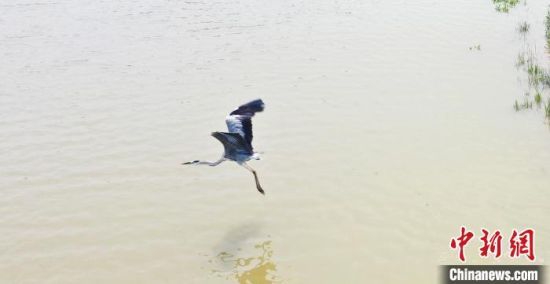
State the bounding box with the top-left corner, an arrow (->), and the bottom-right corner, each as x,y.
225,99 -> 264,149
211,132 -> 253,156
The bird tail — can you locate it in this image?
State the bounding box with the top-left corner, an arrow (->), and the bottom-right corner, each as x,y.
230,99 -> 265,116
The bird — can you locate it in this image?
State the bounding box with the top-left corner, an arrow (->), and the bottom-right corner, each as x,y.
182,99 -> 266,195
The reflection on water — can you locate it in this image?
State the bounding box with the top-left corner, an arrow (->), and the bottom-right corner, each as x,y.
211,241 -> 281,284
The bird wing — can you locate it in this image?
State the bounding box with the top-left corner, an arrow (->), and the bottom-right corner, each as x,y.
211,132 -> 253,156
225,99 -> 265,149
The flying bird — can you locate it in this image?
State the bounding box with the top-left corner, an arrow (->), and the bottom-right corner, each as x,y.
183,99 -> 266,194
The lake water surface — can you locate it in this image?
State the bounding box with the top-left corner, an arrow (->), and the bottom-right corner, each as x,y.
1,0 -> 550,283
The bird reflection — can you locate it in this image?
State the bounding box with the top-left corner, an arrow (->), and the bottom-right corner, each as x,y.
211,240 -> 281,284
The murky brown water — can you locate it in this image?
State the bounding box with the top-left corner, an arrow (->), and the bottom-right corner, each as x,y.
1,0 -> 550,283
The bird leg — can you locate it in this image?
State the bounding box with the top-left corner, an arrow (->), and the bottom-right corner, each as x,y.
241,162 -> 264,195
182,157 -> 225,166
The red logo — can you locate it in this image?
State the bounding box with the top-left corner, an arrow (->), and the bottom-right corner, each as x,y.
450,226 -> 474,262
450,227 -> 535,262
480,229 -> 503,258
509,229 -> 535,261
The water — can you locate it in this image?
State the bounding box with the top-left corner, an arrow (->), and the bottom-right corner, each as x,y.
1,0 -> 549,283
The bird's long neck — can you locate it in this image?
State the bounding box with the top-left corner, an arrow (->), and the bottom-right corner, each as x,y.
197,160 -> 217,165
183,158 -> 225,166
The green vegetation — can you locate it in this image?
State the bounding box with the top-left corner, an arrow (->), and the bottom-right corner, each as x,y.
514,50 -> 550,120
534,92 -> 542,105
515,53 -> 526,68
469,44 -> 481,51
546,8 -> 550,47
493,3 -> 550,122
518,22 -> 530,34
492,0 -> 520,13
527,63 -> 545,87
514,97 -> 533,111
516,51 -> 548,90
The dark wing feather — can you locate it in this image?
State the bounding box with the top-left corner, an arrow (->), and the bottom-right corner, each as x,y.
229,99 -> 265,116
211,132 -> 253,158
225,99 -> 264,149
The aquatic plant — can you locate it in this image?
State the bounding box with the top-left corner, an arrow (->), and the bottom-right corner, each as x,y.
543,72 -> 550,88
522,98 -> 532,109
513,49 -> 550,122
518,22 -> 530,34
492,0 -> 520,13
515,53 -> 526,68
469,44 -> 481,51
534,92 -> 542,105
517,51 -> 549,90
546,7 -> 550,46
514,94 -> 533,111
505,3 -> 550,124
527,63 -> 545,87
